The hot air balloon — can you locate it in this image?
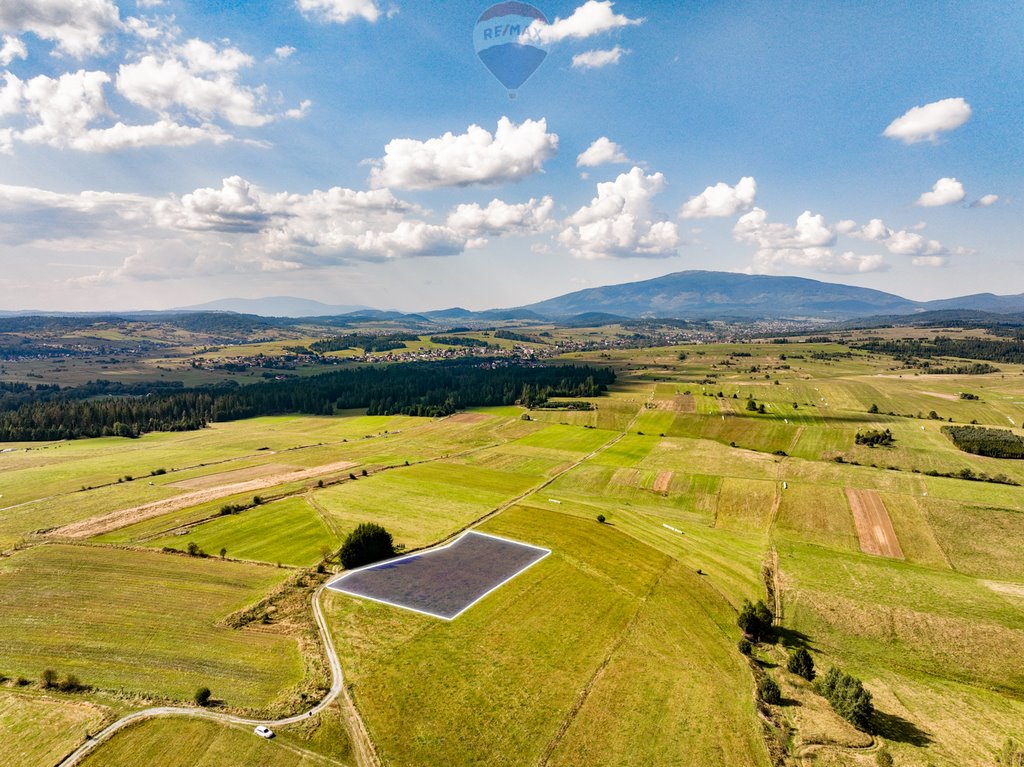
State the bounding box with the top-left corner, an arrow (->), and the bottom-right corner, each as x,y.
473,2 -> 549,98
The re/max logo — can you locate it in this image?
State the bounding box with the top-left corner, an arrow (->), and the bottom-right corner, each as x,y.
481,23 -> 543,43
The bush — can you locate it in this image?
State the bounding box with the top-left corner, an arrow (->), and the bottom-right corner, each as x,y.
875,749 -> 894,767
339,522 -> 395,569
57,674 -> 82,692
737,638 -> 752,656
786,647 -> 815,681
757,676 -> 781,705
194,687 -> 211,706
815,667 -> 874,731
596,514 -> 606,524
40,668 -> 58,688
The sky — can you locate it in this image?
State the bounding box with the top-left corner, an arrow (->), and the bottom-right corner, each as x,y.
0,0 -> 1020,312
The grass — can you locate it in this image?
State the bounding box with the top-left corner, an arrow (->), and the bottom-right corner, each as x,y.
0,690 -> 110,767
145,497 -> 337,567
0,545 -> 305,709
326,504 -> 770,767
313,461 -> 539,549
545,561 -> 771,767
77,713 -> 352,767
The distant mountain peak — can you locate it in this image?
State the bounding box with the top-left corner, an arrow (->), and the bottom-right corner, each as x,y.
175,296 -> 373,318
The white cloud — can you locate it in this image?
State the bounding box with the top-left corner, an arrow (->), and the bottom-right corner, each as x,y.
576,136 -> 629,167
734,208 -> 887,275
3,175 -> 499,281
916,177 -> 965,207
847,217 -> 952,258
883,97 -> 972,144
446,196 -> 554,237
274,45 -> 296,60
0,70 -> 237,152
117,40 -> 307,128
296,0 -> 380,24
572,46 -> 627,70
0,0 -> 123,58
524,1 -> 642,45
369,117 -> 558,190
911,256 -> 947,268
734,208 -> 836,250
0,35 -> 27,65
559,166 -> 679,259
72,120 -> 234,151
972,194 -> 999,208
679,176 -> 756,219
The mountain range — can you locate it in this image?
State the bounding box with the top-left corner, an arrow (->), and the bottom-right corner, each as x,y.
5,271 -> 1024,322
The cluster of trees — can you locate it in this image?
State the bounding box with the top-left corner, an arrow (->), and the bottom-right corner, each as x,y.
309,333 -> 417,353
0,359 -> 614,441
429,335 -> 490,348
959,391 -> 980,400
857,336 -> 1024,365
815,667 -> 874,731
855,428 -> 895,447
339,522 -> 395,569
745,398 -> 767,414
494,329 -> 541,344
943,424 -> 1024,459
737,599 -> 774,642
921,362 -> 999,375
530,400 -> 595,411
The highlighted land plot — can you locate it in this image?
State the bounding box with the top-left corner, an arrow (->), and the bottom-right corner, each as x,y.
327,531 -> 549,620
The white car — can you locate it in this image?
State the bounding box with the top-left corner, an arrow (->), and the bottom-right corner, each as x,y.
254,725 -> 274,739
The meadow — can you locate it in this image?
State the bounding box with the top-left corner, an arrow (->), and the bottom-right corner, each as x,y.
1,335 -> 1023,766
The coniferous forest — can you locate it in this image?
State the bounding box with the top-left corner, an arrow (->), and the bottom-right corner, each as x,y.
0,359 -> 614,441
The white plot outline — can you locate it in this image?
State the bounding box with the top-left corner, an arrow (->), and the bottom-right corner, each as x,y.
325,530 -> 551,621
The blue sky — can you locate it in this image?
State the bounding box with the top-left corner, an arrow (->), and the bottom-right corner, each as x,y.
0,0 -> 1019,311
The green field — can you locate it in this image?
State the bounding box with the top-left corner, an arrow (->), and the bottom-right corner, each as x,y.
3,335 -> 1024,766
145,497 -> 336,567
0,691 -> 111,767
0,545 -> 305,710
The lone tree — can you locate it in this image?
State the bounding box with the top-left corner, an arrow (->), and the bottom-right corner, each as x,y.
737,599 -> 774,643
339,522 -> 395,569
194,687 -> 211,706
786,647 -> 815,681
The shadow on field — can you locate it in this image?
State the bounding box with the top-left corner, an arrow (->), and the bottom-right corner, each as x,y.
873,710 -> 932,746
775,626 -> 815,651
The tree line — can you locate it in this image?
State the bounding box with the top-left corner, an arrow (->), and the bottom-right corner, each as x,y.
0,359 -> 614,441
856,336 -> 1024,365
